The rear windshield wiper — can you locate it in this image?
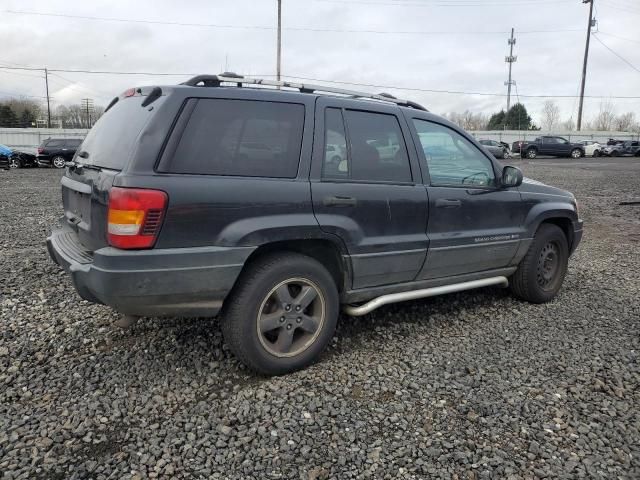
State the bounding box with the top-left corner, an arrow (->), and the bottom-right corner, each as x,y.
65,159 -> 102,172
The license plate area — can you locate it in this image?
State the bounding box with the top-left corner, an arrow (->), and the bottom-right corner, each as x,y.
63,188 -> 92,232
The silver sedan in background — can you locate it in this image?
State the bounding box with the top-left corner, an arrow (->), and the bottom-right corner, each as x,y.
479,139 -> 510,159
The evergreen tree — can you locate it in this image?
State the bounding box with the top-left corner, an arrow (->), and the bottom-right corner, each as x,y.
487,110 -> 506,130
0,105 -> 19,127
504,103 -> 533,130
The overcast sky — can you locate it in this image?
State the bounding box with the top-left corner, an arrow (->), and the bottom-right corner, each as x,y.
1,0 -> 638,125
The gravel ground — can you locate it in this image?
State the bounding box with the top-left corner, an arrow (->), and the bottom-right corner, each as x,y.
1,158 -> 639,480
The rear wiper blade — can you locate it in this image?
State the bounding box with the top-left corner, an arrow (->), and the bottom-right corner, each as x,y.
65,160 -> 102,171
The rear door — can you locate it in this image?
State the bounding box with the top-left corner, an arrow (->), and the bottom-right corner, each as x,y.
63,139 -> 82,159
310,99 -> 428,289
44,139 -> 64,157
408,117 -> 524,279
62,94 -> 166,251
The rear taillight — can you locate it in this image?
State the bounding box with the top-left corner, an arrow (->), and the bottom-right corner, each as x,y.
107,187 -> 168,249
37,147 -> 43,154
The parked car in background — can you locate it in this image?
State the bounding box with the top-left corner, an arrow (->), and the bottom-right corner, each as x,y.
479,139 -> 510,159
0,144 -> 37,169
578,140 -> 603,157
0,144 -> 11,170
603,141 -> 640,157
514,136 -> 584,159
47,73 -> 583,374
37,138 -> 83,168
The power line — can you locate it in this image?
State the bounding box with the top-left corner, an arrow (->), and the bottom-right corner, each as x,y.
592,34 -> 640,74
0,90 -> 48,99
279,74 -> 640,99
599,0 -> 640,14
3,9 -> 584,36
597,31 -> 640,44
1,65 -> 639,100
313,0 -> 575,6
0,65 -> 195,76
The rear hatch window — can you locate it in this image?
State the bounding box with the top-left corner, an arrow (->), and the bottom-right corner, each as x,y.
78,95 -> 163,170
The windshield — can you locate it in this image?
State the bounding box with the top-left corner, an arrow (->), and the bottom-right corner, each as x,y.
78,95 -> 163,170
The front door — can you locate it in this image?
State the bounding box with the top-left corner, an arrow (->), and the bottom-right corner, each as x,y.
311,100 -> 429,289
408,118 -> 525,280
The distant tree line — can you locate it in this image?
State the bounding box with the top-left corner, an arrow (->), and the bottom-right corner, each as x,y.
0,99 -> 104,128
444,101 -> 640,133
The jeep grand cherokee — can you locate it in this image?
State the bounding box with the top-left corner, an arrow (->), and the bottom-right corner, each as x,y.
47,74 -> 583,375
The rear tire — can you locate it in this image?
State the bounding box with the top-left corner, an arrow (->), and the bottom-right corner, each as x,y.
52,156 -> 66,169
526,148 -> 538,159
9,157 -> 21,168
221,252 -> 339,375
510,224 -> 569,303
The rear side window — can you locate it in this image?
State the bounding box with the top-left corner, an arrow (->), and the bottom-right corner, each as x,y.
65,139 -> 82,147
339,110 -> 412,183
169,99 -> 305,178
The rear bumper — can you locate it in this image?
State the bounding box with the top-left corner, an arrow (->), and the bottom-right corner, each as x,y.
46,224 -> 255,317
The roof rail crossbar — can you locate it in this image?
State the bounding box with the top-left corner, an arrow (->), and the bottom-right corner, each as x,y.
181,73 -> 428,111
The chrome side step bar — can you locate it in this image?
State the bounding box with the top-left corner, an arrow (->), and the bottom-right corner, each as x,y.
343,276 -> 509,317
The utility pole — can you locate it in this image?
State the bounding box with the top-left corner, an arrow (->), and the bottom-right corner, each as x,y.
276,0 -> 282,81
44,68 -> 51,128
577,0 -> 595,131
81,98 -> 94,128
504,28 -> 517,112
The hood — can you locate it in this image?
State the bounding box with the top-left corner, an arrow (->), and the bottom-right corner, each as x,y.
519,177 -> 573,199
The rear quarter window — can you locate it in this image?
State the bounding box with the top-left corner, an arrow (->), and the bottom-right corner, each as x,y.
166,98 -> 305,178
45,139 -> 64,148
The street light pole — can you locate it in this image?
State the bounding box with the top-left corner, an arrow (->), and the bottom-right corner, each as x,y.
577,0 -> 595,131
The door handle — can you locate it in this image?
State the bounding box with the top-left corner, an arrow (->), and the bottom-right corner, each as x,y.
323,196 -> 357,207
435,199 -> 461,208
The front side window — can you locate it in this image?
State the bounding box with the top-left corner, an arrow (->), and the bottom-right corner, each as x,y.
170,99 -> 304,178
412,119 -> 496,188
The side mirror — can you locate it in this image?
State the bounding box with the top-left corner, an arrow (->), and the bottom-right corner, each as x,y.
501,165 -> 523,188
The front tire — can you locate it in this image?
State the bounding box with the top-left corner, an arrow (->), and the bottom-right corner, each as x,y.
593,150 -> 600,157
221,252 -> 339,375
526,148 -> 538,159
510,224 -> 569,303
52,156 -> 66,168
570,148 -> 582,159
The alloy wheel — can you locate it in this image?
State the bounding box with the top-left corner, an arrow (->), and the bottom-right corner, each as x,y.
256,278 -> 326,358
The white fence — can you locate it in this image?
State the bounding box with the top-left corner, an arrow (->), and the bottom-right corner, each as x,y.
0,128 -> 89,152
2,127 -> 639,153
469,130 -> 639,145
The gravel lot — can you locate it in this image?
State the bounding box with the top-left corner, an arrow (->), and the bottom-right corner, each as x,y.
1,158 -> 639,480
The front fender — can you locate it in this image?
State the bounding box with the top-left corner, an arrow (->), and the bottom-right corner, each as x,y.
524,201 -> 579,238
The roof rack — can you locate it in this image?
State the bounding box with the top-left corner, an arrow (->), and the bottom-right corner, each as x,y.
181,73 -> 428,111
